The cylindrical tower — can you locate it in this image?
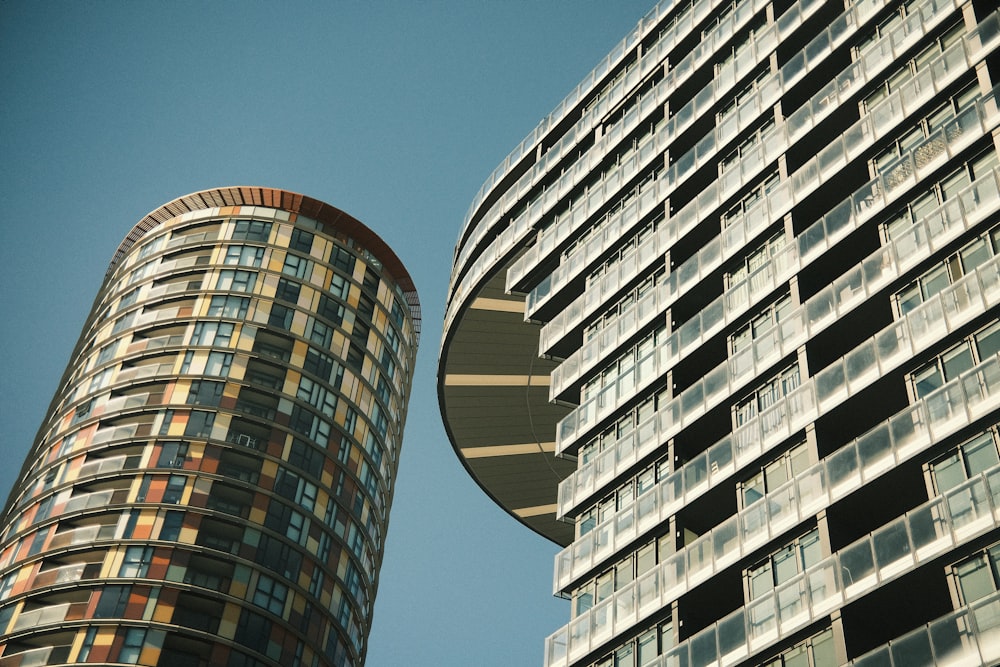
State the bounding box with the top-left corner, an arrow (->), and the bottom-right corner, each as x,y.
0,187 -> 419,667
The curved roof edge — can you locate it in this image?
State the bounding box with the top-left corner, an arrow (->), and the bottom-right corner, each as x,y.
107,186 -> 421,340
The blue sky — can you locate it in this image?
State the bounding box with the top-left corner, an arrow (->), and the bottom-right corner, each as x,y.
0,2 -> 653,664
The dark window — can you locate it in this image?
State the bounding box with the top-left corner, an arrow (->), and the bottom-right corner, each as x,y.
95,585 -> 131,618
289,228 -> 314,253
330,246 -> 355,274
185,411 -> 216,438
163,474 -> 186,503
357,293 -> 375,320
231,220 -> 271,242
264,500 -> 294,533
351,320 -> 369,346
390,301 -> 405,327
304,348 -> 334,379
256,534 -> 301,579
289,438 -> 323,478
274,278 -> 301,304
187,381 -> 224,407
346,344 -> 364,372
362,267 -> 379,295
268,303 -> 294,330
157,441 -> 189,467
234,609 -> 272,653
318,295 -> 344,326
160,510 -> 184,540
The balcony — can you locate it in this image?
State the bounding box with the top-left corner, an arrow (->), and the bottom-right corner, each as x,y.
558,244 -> 1000,520
547,454 -> 1000,667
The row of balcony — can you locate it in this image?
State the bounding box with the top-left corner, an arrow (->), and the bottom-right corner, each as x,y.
847,589 -> 1000,666
555,84 -> 1000,454
538,14 -> 996,357
460,0 -> 769,256
445,0 -> 848,334
556,348 -> 1000,597
548,28 -> 998,392
546,456 -> 1000,667
556,167 -> 1000,460
523,0 -> 946,317
577,145 -> 999,422
505,0 -> 781,293
557,217 -> 1000,520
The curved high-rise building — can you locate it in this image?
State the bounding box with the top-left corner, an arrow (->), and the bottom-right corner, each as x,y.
441,1 -> 1000,665
0,187 -> 419,667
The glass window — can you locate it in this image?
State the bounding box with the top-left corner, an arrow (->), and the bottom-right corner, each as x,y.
95,584 -> 130,618
231,220 -> 271,242
216,269 -> 257,293
310,319 -> 333,348
192,321 -> 234,346
208,295 -> 249,319
157,441 -> 189,467
745,528 -> 821,601
976,322 -> 1000,360
268,303 -> 293,330
733,365 -> 800,428
234,609 -> 272,653
253,574 -> 288,615
160,510 -> 184,541
912,363 -> 943,399
930,432 -> 1000,492
205,351 -> 233,377
282,253 -> 311,280
185,411 -> 215,438
274,278 -> 301,304
942,344 -> 974,379
187,380 -> 224,406
955,543 -> 1000,603
119,546 -> 153,577
318,295 -> 345,326
119,627 -> 146,664
330,246 -> 355,274
289,228 -> 314,253
224,245 -> 265,267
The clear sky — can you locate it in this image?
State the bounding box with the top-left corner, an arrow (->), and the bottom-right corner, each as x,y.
0,2 -> 653,665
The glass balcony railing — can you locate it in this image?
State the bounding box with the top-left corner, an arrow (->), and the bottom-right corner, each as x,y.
520,0 -> 861,318
88,422 -> 140,446
75,454 -> 129,479
115,361 -> 176,385
44,523 -> 116,552
10,601 -> 90,634
848,590 -> 1000,666
463,0 -> 777,283
538,11 -> 998,358
62,489 -> 116,514
557,224 -> 1000,521
0,646 -> 67,667
555,150 -> 1000,409
459,0 -> 678,242
506,0 -> 781,295
554,92 -> 1000,455
446,0 -> 853,337
29,562 -> 87,589
97,393 -> 149,416
520,0 -> 926,314
546,454 -> 1000,667
555,345 -> 1000,596
522,170 -> 666,317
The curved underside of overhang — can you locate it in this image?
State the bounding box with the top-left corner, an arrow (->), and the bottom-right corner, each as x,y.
439,268 -> 576,547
